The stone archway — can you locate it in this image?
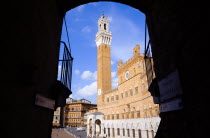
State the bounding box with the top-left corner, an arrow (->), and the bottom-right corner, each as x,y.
138,129 -> 142,138
95,119 -> 101,137
151,130 -> 155,138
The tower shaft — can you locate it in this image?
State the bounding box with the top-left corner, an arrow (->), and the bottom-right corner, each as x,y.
97,44 -> 112,92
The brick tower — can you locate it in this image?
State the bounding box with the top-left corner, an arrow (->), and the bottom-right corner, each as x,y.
95,14 -> 112,108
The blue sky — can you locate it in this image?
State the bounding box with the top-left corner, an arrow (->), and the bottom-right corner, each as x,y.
60,2 -> 149,104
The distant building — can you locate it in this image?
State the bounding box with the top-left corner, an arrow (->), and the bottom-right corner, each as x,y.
66,97 -> 91,104
52,107 -> 61,127
64,98 -> 97,127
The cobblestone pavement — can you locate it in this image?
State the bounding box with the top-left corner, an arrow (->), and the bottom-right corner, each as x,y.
66,127 -> 87,138
52,128 -> 74,138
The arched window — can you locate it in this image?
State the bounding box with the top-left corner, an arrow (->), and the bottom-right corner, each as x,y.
133,129 -> 135,137
135,87 -> 139,94
108,128 -> 110,137
137,111 -> 140,118
117,128 -> 120,135
151,130 -> 155,138
126,91 -> 128,97
112,128 -> 115,137
131,112 -> 134,118
121,93 -> 124,98
116,114 -> 119,119
146,130 -> 149,138
130,89 -> 133,96
116,95 -> 119,100
149,109 -> 153,117
111,96 -> 114,101
127,129 -> 130,137
122,114 -> 124,119
138,129 -> 142,138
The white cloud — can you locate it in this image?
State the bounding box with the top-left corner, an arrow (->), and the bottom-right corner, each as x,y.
81,71 -> 92,80
81,70 -> 97,80
111,72 -> 116,78
74,18 -> 82,22
112,77 -> 118,88
75,69 -> 80,75
76,5 -> 85,12
111,60 -> 114,65
88,2 -> 98,6
77,81 -> 97,97
82,26 -> 92,33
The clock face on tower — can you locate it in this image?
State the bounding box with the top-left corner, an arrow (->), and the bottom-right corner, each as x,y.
98,89 -> 102,95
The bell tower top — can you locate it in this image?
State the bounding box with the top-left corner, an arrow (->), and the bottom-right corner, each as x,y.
98,14 -> 109,32
95,14 -> 112,47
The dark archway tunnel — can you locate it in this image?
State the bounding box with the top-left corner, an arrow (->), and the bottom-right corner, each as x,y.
1,0 -> 209,138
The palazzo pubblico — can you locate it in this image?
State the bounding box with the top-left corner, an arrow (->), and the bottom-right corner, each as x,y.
86,14 -> 160,138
